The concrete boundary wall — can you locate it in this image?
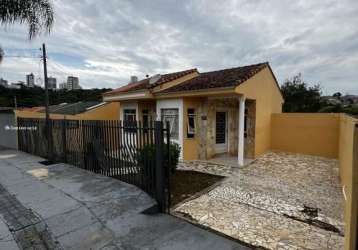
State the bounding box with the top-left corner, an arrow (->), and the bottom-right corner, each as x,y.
271,113 -> 358,250
271,113 -> 340,158
0,112 -> 17,149
338,115 -> 358,250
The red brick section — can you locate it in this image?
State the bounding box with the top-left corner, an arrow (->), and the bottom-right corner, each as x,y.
104,68 -> 197,96
159,62 -> 268,93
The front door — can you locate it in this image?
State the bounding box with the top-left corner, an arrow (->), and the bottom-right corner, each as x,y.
215,111 -> 228,154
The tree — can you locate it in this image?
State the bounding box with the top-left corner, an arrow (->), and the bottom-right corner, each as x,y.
332,92 -> 342,98
0,0 -> 54,62
0,86 -> 112,107
281,73 -> 323,112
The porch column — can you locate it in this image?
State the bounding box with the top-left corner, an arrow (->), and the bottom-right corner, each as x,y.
238,96 -> 245,166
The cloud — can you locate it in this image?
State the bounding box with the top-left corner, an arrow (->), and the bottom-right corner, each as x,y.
0,0 -> 357,94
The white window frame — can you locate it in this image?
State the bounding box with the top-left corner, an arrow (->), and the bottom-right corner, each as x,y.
120,102 -> 138,122
123,109 -> 136,122
156,99 -> 183,158
161,108 -> 179,140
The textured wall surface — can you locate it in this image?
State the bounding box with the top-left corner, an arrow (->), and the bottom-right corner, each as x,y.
338,114 -> 358,250
245,100 -> 256,159
235,67 -> 284,157
0,112 -> 17,149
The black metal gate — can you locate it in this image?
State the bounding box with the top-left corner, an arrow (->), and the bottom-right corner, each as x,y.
17,118 -> 171,213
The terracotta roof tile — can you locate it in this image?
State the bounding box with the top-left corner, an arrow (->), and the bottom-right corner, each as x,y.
159,62 -> 268,93
104,68 -> 197,96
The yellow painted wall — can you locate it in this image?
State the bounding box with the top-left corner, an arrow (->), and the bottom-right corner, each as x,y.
271,113 -> 340,158
235,67 -> 284,157
338,114 -> 358,250
15,110 -> 65,119
15,102 -> 120,121
182,97 -> 202,160
270,113 -> 358,249
76,102 -> 120,120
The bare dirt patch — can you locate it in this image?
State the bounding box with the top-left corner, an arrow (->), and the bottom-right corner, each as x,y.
170,170 -> 224,206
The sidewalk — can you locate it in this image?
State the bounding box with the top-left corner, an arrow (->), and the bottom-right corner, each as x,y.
0,148 -> 250,250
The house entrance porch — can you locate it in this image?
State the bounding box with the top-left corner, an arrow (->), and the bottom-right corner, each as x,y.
194,96 -> 256,166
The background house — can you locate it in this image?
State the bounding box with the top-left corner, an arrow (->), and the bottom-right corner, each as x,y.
16,101 -> 120,120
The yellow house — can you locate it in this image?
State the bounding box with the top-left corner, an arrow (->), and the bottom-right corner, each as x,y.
103,62 -> 284,165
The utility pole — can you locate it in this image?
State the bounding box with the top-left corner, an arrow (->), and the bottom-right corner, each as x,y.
42,43 -> 49,121
14,96 -> 17,109
42,43 -> 53,161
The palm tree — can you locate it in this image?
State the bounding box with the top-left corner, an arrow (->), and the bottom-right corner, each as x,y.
0,47 -> 3,62
0,0 -> 54,62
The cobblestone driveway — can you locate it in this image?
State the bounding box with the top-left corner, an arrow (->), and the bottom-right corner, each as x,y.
175,151 -> 345,249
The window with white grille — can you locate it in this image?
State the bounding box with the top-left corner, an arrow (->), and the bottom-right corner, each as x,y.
161,108 -> 179,140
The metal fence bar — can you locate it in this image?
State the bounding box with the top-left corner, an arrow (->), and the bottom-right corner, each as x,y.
17,117 -> 171,213
165,121 -> 171,213
154,121 -> 165,212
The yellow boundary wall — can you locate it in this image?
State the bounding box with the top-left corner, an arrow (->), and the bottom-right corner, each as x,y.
271,113 -> 358,249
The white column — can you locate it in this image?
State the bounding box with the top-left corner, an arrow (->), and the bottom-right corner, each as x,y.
238,96 -> 245,166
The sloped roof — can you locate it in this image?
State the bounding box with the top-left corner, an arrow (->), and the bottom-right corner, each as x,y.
20,106 -> 45,112
159,62 -> 268,93
103,68 -> 197,96
39,101 -> 103,115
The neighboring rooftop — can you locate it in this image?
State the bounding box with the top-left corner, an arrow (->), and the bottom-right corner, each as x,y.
20,106 -> 45,112
38,101 -> 104,115
0,107 -> 15,113
104,68 -> 198,96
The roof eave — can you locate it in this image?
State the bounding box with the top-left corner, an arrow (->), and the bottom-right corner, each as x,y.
154,86 -> 237,98
103,90 -> 153,102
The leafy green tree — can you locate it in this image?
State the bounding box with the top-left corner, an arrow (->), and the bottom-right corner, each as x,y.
318,105 -> 343,113
281,74 -> 324,112
345,105 -> 358,116
0,86 -> 112,107
0,0 -> 54,62
332,92 -> 342,98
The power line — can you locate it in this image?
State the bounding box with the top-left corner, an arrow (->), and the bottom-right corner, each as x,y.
46,58 -> 72,77
3,48 -> 41,59
3,55 -> 41,59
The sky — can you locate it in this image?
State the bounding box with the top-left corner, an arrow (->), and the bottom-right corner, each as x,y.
0,0 -> 357,95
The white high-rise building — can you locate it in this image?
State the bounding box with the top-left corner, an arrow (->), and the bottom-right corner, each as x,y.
26,73 -> 35,87
67,76 -> 80,90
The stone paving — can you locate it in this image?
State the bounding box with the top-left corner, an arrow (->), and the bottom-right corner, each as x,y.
0,183 -> 62,249
174,151 -> 345,250
177,160 -> 239,177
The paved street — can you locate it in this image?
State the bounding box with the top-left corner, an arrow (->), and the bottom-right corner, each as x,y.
0,148 -> 250,250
